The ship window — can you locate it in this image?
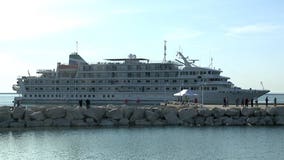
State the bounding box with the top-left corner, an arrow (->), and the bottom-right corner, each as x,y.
173,80 -> 177,83
47,95 -> 49,98
43,95 -> 45,97
67,87 -> 69,90
184,80 -> 188,83
88,95 -> 91,98
26,87 -> 29,90
35,95 -> 37,97
91,80 -> 95,83
107,95 -> 110,98
93,95 -> 95,98
39,95 -> 41,97
56,87 -> 59,91
30,95 -> 32,97
166,87 -> 169,90
137,80 -> 141,83
84,95 -> 86,98
112,95 -> 114,97
67,80 -> 69,83
24,94 -> 27,97
164,80 -> 169,83
51,95 -> 54,97
103,95 -> 105,98
146,80 -> 150,83
155,87 -> 158,90
40,88 -> 43,90
155,80 -> 158,83
35,88 -> 37,90
56,80 -> 59,84
79,95 -> 82,98
146,87 -> 150,90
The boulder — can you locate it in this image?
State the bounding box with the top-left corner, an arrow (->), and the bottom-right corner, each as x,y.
12,107 -> 26,120
29,111 -> 45,121
26,120 -> 44,127
24,108 -> 34,121
214,118 -> 223,126
119,118 -> 129,126
253,109 -> 262,117
0,110 -> 11,122
247,117 -> 259,125
123,107 -> 134,119
85,118 -> 97,126
145,110 -> 159,122
9,121 -> 25,128
70,107 -> 85,120
152,120 -> 166,126
223,117 -> 233,126
0,121 -> 10,128
71,120 -> 88,127
106,108 -> 123,120
272,107 -> 284,116
241,108 -> 255,117
232,117 -> 246,126
43,118 -> 53,127
135,119 -> 151,126
99,119 -> 114,126
212,108 -> 225,118
204,117 -> 214,126
195,116 -> 205,126
178,108 -> 198,122
52,118 -> 70,127
130,108 -> 145,121
84,107 -> 106,122
45,106 -> 66,119
275,116 -> 284,125
225,108 -> 240,117
259,116 -> 274,125
164,109 -> 181,125
198,108 -> 212,117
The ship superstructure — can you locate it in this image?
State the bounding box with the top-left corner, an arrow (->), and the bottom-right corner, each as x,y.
13,44 -> 269,105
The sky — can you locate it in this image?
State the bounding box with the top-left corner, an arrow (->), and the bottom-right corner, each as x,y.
0,0 -> 284,93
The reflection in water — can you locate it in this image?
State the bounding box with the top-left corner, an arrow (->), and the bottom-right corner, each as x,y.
0,127 -> 284,160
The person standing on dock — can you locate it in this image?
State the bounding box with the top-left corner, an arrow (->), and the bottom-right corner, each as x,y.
274,97 -> 277,106
236,98 -> 240,107
265,96 -> 269,107
255,99 -> 258,107
251,99 -> 254,107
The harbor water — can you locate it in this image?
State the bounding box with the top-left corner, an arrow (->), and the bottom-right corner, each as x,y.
1,93 -> 284,160
1,127 -> 284,160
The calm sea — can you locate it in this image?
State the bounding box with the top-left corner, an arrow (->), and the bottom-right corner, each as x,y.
1,93 -> 283,106
0,127 -> 284,160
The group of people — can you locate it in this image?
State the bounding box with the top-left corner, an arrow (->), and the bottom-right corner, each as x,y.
79,99 -> 91,108
223,96 -> 278,107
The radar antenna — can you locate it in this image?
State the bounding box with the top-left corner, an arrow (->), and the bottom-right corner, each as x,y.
163,40 -> 167,63
260,81 -> 265,90
209,57 -> 213,68
175,50 -> 199,67
76,41 -> 78,54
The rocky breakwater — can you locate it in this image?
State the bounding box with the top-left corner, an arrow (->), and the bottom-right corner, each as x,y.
0,105 -> 284,128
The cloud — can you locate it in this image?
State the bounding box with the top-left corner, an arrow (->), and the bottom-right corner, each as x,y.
0,0 -> 93,41
226,24 -> 281,37
164,28 -> 203,41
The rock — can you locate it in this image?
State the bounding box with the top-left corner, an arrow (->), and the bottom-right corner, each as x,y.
119,118 -> 129,126
152,120 -> 166,126
135,119 -> 151,126
26,120 -> 44,127
253,108 -> 262,117
0,121 -> 10,128
247,117 -> 259,125
0,110 -> 11,122
214,118 -> 223,126
100,119 -> 114,126
85,118 -> 97,126
195,116 -> 205,126
29,111 -> 45,121
272,107 -> 284,116
130,108 -> 145,121
259,116 -> 274,125
241,108 -> 255,117
106,108 -> 123,120
145,110 -> 159,122
45,106 -> 66,119
178,108 -> 198,122
84,107 -> 106,122
198,108 -> 212,117
212,108 -> 225,118
225,108 -> 240,117
44,118 -> 53,127
70,107 -> 85,120
205,117 -> 214,126
123,107 -> 134,119
275,116 -> 284,125
71,120 -> 88,127
232,117 -> 246,126
163,108 -> 181,125
24,108 -> 34,121
223,117 -> 233,126
10,121 -> 25,128
53,118 -> 70,127
12,107 -> 26,120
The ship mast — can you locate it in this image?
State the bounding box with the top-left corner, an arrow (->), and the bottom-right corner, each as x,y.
76,41 -> 79,54
163,40 -> 167,63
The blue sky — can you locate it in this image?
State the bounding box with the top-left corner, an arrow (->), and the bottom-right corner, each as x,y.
0,0 -> 283,92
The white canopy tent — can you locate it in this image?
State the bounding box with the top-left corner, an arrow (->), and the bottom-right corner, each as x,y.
174,89 -> 198,97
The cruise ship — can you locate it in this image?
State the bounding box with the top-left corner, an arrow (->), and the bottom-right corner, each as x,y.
12,42 -> 269,105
